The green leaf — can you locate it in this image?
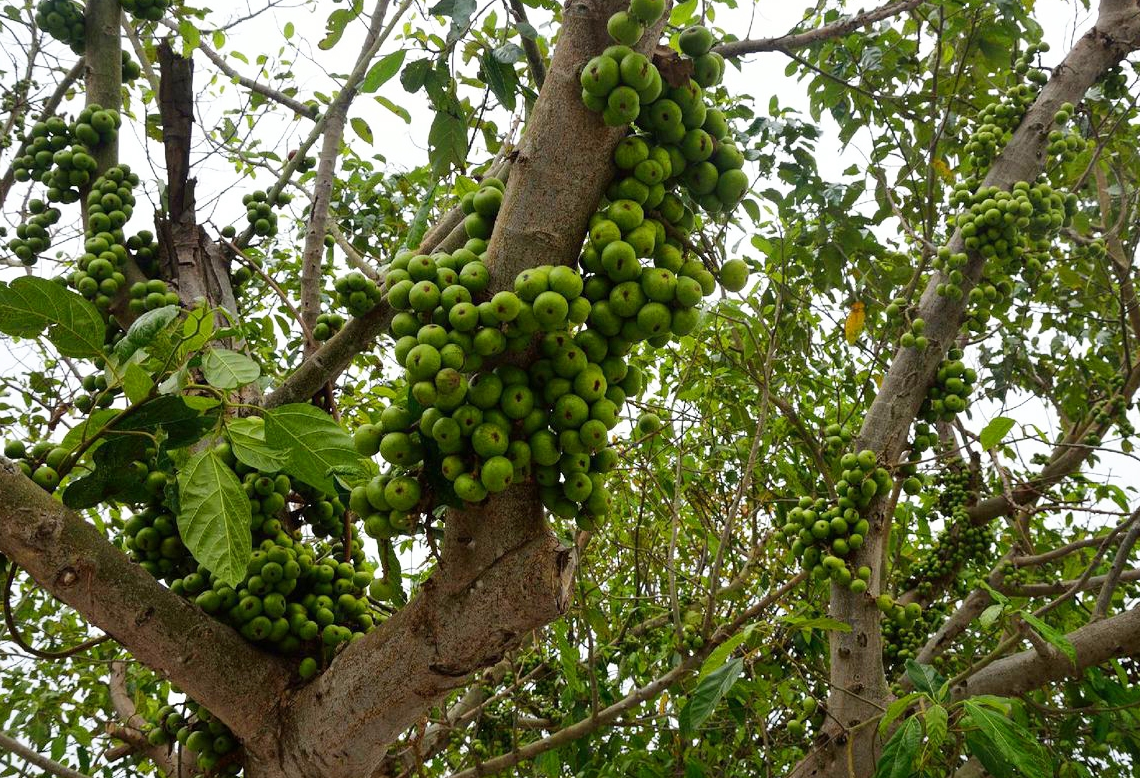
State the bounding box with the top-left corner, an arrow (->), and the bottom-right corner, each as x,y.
176,449 -> 251,587
115,306 -> 180,361
283,21 -> 294,39
374,94 -> 411,123
401,58 -> 432,93
978,579 -> 1010,606
924,704 -> 947,752
115,396 -> 218,449
0,277 -> 105,357
350,116 -> 374,144
319,6 -> 358,50
179,305 -> 216,357
904,659 -> 944,697
873,716 -> 921,778
669,0 -> 697,26
481,50 -> 517,112
406,181 -> 438,250
361,50 -> 406,93
428,109 -> 467,176
779,615 -> 852,633
202,349 -> 261,390
264,404 -> 363,494
122,363 -> 155,404
493,42 -> 526,63
1020,612 -> 1076,665
966,729 -> 1014,778
879,692 -> 922,735
515,21 -> 537,39
226,417 -> 288,473
698,625 -> 753,679
963,700 -> 1051,778
178,18 -> 200,57
678,657 -> 743,735
979,603 -> 1005,628
979,416 -> 1016,449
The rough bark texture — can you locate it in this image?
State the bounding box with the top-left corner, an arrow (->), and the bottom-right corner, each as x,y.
298,101 -> 346,349
0,732 -> 92,778
0,458 -> 292,745
270,530 -> 574,778
155,43 -> 239,319
84,0 -> 121,173
266,0 -> 669,771
483,0 -> 665,286
955,604 -> 1140,699
797,3 -> 1140,777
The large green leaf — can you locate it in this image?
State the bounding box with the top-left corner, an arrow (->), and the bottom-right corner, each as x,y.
481,49 -> 517,112
963,700 -> 1051,778
0,277 -> 105,357
873,716 -> 921,778
176,449 -> 251,587
226,417 -> 288,473
428,108 -> 468,177
697,625 -> 753,679
263,403 -> 362,494
360,49 -> 406,93
904,659 -> 945,698
202,348 -> 261,390
979,416 -> 1016,449
678,657 -> 743,735
114,305 -> 180,362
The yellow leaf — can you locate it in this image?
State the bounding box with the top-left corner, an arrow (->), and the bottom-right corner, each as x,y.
932,157 -> 955,182
845,301 -> 866,345
659,691 -> 670,714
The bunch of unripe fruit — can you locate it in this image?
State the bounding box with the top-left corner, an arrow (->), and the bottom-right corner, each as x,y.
880,597 -> 946,667
778,450 -> 893,592
242,188 -> 290,239
122,503 -> 194,580
6,198 -> 61,265
354,159 -> 748,529
334,271 -> 385,317
142,700 -> 241,778
149,445 -> 380,675
120,0 -> 171,22
784,696 -> 821,740
917,349 -> 975,423
67,164 -> 171,313
580,15 -> 746,216
313,312 -> 346,341
34,0 -> 85,54
3,438 -> 72,491
11,106 -> 120,202
355,177 -> 623,528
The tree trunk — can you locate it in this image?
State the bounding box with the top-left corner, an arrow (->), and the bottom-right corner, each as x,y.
796,3 -> 1140,776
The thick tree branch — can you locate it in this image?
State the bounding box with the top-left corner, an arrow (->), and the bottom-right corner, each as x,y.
0,458 -> 293,748
84,0 -> 122,174
508,0 -> 547,87
715,0 -> 924,59
0,731 -> 92,778
799,3 -> 1140,776
268,0 -> 671,773
299,0 -> 395,345
273,531 -> 576,778
955,603 -> 1140,699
